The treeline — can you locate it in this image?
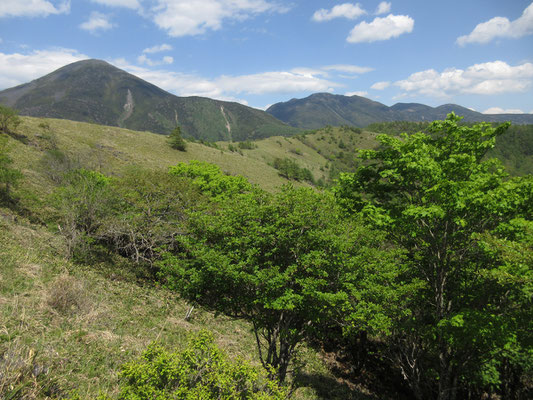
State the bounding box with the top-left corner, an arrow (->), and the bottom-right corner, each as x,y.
1,112 -> 532,400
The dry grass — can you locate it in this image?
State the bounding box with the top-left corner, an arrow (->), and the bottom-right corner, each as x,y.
46,274 -> 91,316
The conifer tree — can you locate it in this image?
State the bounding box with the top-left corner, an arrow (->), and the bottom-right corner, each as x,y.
168,126 -> 186,151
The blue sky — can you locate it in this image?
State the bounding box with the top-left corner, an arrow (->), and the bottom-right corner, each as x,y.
1,1 -> 532,113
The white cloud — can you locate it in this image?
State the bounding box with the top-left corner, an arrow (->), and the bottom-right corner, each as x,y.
345,91 -> 368,97
112,60 -> 341,100
0,0 -> 70,18
483,107 -> 525,114
0,49 -> 87,89
371,81 -> 390,90
322,64 -> 373,74
312,3 -> 366,22
80,12 -> 115,33
143,44 -> 173,53
347,14 -> 414,43
457,3 -> 533,45
375,1 -> 391,15
395,61 -> 533,97
215,71 -> 341,96
91,0 -> 141,9
137,54 -> 174,66
151,0 -> 286,37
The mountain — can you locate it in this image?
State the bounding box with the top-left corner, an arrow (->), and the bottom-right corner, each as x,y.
0,59 -> 299,141
267,93 -> 533,129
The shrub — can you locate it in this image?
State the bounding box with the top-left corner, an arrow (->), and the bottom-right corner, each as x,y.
118,331 -> 288,399
169,160 -> 251,200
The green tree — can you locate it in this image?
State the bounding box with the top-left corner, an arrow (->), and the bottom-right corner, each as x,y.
52,169 -> 115,258
100,167 -> 202,269
168,126 -> 187,151
159,185 -> 398,383
334,114 -> 533,399
0,105 -> 22,134
0,135 -> 23,200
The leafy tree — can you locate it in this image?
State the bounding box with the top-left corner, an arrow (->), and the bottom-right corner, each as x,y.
100,167 -> 202,269
159,186 -> 399,383
0,105 -> 21,134
0,135 -> 23,200
52,169 -> 115,258
118,331 -> 288,400
168,126 -> 187,151
334,114 -> 533,399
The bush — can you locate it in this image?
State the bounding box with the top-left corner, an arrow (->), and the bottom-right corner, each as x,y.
118,331 -> 288,400
169,160 -> 251,200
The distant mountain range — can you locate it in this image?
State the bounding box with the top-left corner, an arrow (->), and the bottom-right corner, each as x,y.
0,59 -> 299,141
266,93 -> 533,129
1,60 -> 532,140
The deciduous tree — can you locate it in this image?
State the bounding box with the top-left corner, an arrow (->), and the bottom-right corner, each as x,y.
334,114 -> 533,399
0,105 -> 21,134
159,185 -> 398,383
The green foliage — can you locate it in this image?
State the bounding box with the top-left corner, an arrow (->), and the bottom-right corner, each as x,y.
118,331 -> 288,400
159,186 -> 399,382
0,135 -> 23,200
334,113 -> 533,399
169,160 -> 252,200
271,157 -> 314,183
168,126 -> 187,151
0,105 -> 22,134
237,140 -> 258,150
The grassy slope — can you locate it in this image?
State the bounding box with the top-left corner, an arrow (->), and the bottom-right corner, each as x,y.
1,117 -> 382,400
10,117 -> 377,194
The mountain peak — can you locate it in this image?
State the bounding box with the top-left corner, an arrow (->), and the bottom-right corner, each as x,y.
0,60 -> 298,140
267,94 -> 533,128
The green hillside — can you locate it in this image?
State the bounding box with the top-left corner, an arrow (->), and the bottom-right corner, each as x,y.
1,117 -> 386,399
1,115 -> 531,400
